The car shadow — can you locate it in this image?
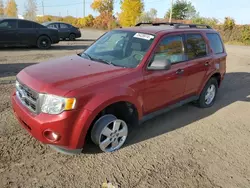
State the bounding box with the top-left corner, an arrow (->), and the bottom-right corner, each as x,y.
82,72 -> 250,154
0,44 -> 89,51
0,63 -> 36,79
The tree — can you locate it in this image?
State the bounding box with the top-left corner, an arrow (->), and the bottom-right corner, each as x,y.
5,0 -> 18,17
119,0 -> 144,27
91,0 -> 114,30
192,17 -> 218,27
24,0 -> 37,21
137,8 -> 157,23
91,0 -> 113,14
223,17 -> 235,30
0,0 -> 4,17
165,0 -> 197,20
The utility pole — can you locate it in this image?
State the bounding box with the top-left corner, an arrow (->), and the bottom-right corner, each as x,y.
42,0 -> 44,16
83,0 -> 85,17
169,0 -> 173,22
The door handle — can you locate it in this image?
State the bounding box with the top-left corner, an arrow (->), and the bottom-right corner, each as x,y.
176,69 -> 184,75
205,62 -> 210,66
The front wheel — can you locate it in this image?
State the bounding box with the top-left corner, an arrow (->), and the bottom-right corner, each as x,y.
197,77 -> 218,108
91,114 -> 128,152
37,36 -> 51,49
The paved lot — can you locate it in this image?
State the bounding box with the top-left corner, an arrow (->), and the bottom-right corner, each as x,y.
0,30 -> 250,188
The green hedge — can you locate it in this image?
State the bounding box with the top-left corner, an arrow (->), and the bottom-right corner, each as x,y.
215,25 -> 250,45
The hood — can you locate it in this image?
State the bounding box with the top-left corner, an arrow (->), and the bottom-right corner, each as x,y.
17,55 -> 132,96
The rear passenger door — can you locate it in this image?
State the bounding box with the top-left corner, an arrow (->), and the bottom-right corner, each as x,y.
0,20 -> 18,45
59,23 -> 70,39
184,33 -> 213,96
17,20 -> 37,45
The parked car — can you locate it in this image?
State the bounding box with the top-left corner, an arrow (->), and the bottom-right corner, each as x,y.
12,23 -> 227,154
0,18 -> 59,49
42,22 -> 81,41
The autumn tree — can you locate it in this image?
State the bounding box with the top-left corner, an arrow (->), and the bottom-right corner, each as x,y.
91,0 -> 113,14
165,0 -> 197,20
119,0 -> 144,27
91,0 -> 114,29
24,0 -> 37,21
0,0 -> 4,17
5,0 -> 18,18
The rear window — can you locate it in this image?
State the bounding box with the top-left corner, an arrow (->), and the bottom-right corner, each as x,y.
34,23 -> 45,28
60,24 -> 69,29
206,33 -> 224,54
18,20 -> 33,28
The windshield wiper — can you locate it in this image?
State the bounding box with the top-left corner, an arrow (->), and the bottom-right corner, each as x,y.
82,52 -> 93,60
81,53 -> 123,67
93,58 -> 116,66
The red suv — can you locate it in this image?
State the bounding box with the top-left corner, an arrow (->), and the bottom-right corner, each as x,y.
11,23 -> 227,154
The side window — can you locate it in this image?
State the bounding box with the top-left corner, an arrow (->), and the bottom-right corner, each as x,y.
0,20 -> 17,29
186,34 -> 207,59
206,33 -> 224,54
60,24 -> 68,29
154,35 -> 186,64
48,24 -> 59,29
18,20 -> 33,29
34,23 -> 45,28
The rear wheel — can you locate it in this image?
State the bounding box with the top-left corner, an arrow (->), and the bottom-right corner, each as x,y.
37,36 -> 51,49
91,114 -> 128,152
69,33 -> 76,41
197,77 -> 218,108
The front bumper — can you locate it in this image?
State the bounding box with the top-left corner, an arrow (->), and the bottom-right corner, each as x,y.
11,91 -> 93,152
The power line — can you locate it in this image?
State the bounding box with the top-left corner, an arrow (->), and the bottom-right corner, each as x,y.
37,1 -> 85,8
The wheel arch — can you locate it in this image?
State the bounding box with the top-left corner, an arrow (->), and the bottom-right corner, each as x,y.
74,96 -> 143,149
198,71 -> 222,95
37,34 -> 52,43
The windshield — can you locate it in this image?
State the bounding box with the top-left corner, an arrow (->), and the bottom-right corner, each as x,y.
81,30 -> 155,68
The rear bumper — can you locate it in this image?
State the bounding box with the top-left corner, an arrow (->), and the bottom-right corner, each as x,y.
75,32 -> 81,38
11,91 -> 94,152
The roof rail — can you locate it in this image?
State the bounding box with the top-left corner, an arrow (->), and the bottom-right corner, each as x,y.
135,22 -> 212,29
135,22 -> 180,26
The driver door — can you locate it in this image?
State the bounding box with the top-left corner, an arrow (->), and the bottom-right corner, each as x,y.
143,34 -> 189,114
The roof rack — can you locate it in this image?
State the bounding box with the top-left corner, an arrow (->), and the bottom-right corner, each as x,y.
135,22 -> 212,29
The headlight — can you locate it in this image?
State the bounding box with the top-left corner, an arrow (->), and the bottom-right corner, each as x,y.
16,80 -> 20,89
41,94 -> 76,115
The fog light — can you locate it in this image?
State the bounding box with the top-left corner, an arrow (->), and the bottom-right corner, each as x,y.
43,130 -> 61,142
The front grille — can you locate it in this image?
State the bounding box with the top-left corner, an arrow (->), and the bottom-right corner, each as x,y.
16,81 -> 39,114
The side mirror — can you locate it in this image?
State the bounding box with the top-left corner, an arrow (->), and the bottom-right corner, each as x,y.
148,57 -> 171,70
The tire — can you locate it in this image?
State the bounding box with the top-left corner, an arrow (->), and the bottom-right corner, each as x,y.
91,114 -> 128,152
37,36 -> 51,49
197,77 -> 218,108
69,33 -> 76,41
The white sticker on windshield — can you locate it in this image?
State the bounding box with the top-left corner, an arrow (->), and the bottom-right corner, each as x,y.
133,33 -> 154,40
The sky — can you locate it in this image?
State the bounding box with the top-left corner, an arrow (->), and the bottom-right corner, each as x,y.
13,0 -> 250,24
